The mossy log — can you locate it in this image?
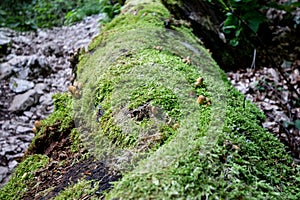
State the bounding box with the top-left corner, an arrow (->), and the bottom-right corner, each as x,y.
1,0 -> 300,199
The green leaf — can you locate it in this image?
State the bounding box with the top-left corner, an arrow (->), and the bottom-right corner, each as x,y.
230,39 -> 239,46
295,119 -> 300,130
243,12 -> 266,33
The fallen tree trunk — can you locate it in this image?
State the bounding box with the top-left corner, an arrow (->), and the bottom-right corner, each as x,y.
1,0 -> 300,199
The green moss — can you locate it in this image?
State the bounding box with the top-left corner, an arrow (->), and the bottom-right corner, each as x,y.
107,85 -> 300,199
54,179 -> 98,200
70,128 -> 81,153
0,155 -> 48,200
27,93 -> 74,153
87,0 -> 170,52
128,82 -> 181,118
38,93 -> 73,133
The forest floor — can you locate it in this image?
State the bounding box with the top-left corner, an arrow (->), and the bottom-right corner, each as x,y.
227,55 -> 300,162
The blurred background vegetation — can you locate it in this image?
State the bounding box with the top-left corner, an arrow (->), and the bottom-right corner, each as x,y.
0,0 -> 124,31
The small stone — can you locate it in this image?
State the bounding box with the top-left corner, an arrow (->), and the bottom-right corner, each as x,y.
34,83 -> 47,94
0,32 -> 11,46
0,63 -> 13,80
16,125 -> 33,134
8,89 -> 37,112
9,77 -> 34,93
8,160 -> 18,170
1,144 -> 16,154
0,166 -> 8,182
16,68 -> 30,79
17,134 -> 33,142
8,55 -> 28,68
23,111 -> 33,118
6,153 -> 24,160
38,30 -> 48,38
17,116 -> 29,123
39,94 -> 52,105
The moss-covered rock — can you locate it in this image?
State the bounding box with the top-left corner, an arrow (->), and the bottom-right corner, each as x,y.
1,0 -> 299,199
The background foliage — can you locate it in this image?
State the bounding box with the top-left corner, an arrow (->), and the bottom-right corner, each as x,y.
0,0 -> 123,31
207,0 -> 300,46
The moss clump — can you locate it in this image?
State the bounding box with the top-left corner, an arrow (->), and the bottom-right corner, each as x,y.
42,93 -> 74,130
26,93 -> 75,155
53,179 -> 97,200
107,85 -> 300,199
0,155 -> 48,200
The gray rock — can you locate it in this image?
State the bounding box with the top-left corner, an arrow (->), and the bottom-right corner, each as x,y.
9,77 -> 34,93
8,55 -> 52,79
8,55 -> 28,68
17,134 -> 34,142
34,83 -> 47,94
0,63 -> 13,80
1,144 -> 16,154
0,166 -> 8,182
16,125 -> 32,134
28,55 -> 52,78
8,89 -> 38,112
15,68 -> 30,79
6,53 -> 15,60
39,93 -> 53,105
13,36 -> 30,45
38,30 -> 48,38
0,32 -> 11,54
23,111 -> 33,118
17,116 -> 29,123
8,160 -> 18,170
0,14 -> 103,186
0,155 -> 7,166
6,153 -> 24,160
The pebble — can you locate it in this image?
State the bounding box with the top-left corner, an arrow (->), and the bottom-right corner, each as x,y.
0,167 -> 8,183
16,126 -> 33,134
0,14 -> 103,187
9,77 -> 35,93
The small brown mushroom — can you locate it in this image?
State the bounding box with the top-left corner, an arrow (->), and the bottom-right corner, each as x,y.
206,98 -> 212,106
194,77 -> 204,86
232,145 -> 240,151
76,82 -> 83,90
153,46 -> 163,51
32,126 -> 37,134
68,85 -> 76,94
182,56 -> 191,65
74,90 -> 81,99
173,123 -> 180,130
34,120 -> 42,129
150,106 -> 158,115
197,95 -> 205,104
